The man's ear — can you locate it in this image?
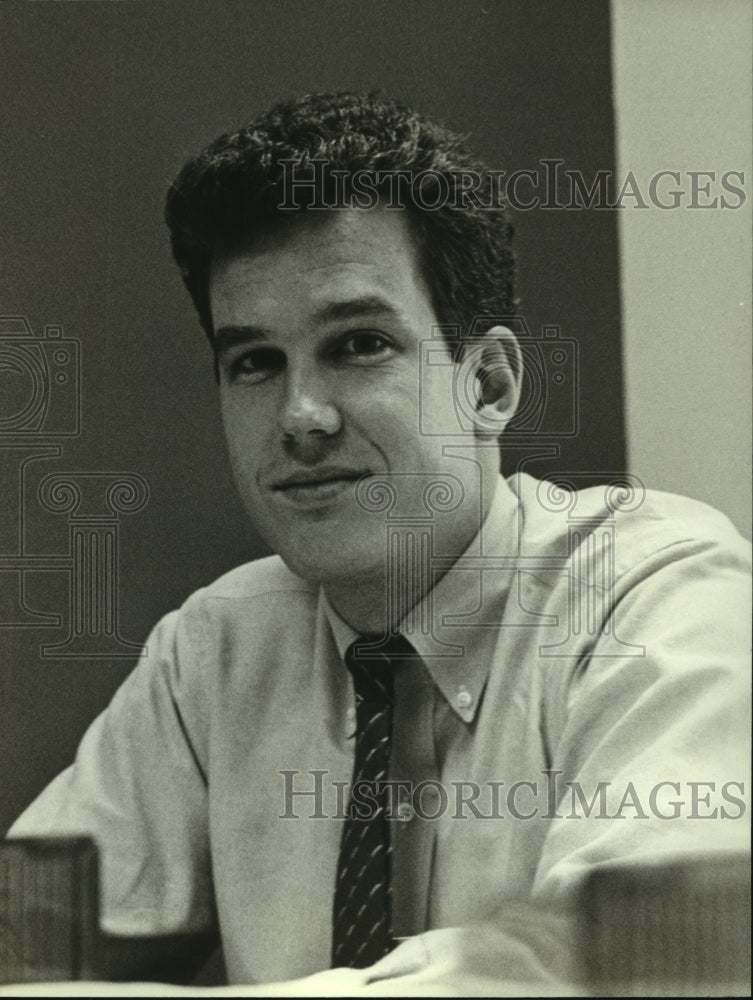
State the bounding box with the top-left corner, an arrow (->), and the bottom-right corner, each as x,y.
468,325 -> 523,439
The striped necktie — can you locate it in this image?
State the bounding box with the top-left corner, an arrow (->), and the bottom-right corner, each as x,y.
331,634 -> 413,968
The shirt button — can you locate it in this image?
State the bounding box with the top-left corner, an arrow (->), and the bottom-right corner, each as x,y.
456,688 -> 473,711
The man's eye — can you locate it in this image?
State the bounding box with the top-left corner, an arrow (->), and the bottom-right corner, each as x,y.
226,347 -> 285,381
340,331 -> 393,358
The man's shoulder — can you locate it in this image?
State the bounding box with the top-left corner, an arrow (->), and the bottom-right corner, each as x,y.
150,556 -> 320,673
167,555 -> 319,641
509,472 -> 750,572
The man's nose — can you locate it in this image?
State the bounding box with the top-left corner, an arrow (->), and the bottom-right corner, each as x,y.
278,373 -> 342,441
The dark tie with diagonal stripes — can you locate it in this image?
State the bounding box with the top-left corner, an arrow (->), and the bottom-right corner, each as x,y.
331,635 -> 411,969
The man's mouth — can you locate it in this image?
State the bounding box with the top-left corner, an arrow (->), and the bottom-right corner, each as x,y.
270,467 -> 368,506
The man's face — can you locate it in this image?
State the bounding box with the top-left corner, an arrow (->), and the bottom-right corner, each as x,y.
209,207 -> 497,588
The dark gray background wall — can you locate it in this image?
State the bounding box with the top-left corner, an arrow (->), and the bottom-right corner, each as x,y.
0,0 -> 623,832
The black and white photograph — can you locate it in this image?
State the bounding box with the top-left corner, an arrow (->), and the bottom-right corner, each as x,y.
1,1 -> 750,994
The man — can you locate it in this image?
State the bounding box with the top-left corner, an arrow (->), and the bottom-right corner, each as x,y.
7,93 -> 750,991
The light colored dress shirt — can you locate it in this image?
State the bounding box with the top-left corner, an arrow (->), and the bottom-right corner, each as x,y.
9,473 -> 751,985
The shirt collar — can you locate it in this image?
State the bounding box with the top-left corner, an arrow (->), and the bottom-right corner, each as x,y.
322,474 -> 519,724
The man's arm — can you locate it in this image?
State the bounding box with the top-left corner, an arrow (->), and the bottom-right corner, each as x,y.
6,608 -> 217,950
535,529 -> 750,897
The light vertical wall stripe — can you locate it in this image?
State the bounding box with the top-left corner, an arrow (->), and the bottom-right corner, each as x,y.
611,0 -> 752,537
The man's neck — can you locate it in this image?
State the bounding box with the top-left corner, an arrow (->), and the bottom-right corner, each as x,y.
323,561 -> 427,636
323,482 -> 499,635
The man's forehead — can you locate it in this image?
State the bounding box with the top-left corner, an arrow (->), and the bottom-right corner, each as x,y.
208,207 -> 430,322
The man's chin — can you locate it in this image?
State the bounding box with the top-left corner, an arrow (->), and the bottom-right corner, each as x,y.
276,543 -> 385,588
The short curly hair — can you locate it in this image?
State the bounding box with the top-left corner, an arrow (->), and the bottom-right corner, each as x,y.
165,91 -> 515,344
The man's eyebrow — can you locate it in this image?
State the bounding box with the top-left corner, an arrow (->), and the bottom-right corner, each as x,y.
212,326 -> 270,356
212,298 -> 399,356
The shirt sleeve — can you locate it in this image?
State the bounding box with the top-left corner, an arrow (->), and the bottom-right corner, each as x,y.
6,606 -> 216,938
533,528 -> 751,900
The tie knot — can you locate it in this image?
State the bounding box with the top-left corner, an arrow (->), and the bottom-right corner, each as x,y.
344,634 -> 415,705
